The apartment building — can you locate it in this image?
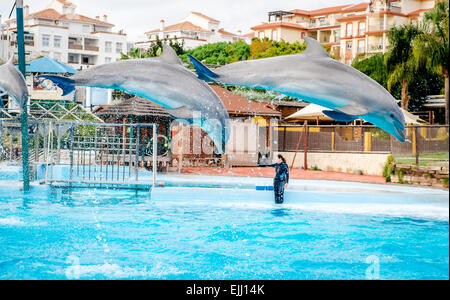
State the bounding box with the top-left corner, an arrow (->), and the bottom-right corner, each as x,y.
3,0 -> 127,69
136,12 -> 249,50
250,0 -> 436,64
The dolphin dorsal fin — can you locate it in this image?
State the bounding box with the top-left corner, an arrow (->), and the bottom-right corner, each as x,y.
159,44 -> 182,65
302,37 -> 330,58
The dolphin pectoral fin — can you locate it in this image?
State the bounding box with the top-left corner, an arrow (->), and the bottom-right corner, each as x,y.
38,75 -> 75,96
323,110 -> 360,122
187,55 -> 220,81
334,105 -> 368,116
168,106 -> 196,120
302,37 -> 330,58
159,44 -> 182,65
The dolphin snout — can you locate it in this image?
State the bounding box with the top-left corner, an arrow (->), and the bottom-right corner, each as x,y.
393,118 -> 406,142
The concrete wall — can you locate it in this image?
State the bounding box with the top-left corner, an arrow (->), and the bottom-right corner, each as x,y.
275,151 -> 390,176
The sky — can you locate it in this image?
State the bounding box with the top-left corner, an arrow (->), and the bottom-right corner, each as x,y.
1,0 -> 363,42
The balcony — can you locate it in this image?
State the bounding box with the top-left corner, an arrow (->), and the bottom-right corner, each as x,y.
69,44 -> 83,50
84,45 -> 99,52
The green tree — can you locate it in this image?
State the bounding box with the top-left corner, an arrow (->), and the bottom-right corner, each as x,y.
385,24 -> 422,110
182,41 -> 250,65
353,53 -> 443,112
250,38 -> 306,59
121,36 -> 185,60
413,0 -> 449,123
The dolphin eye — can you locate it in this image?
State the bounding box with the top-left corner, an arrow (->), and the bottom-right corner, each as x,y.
390,113 -> 395,118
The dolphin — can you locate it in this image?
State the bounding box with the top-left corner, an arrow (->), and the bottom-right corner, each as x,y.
188,37 -> 406,142
0,56 -> 29,110
39,45 -> 230,154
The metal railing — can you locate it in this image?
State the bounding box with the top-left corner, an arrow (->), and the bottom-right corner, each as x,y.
273,124 -> 449,159
1,121 -> 159,188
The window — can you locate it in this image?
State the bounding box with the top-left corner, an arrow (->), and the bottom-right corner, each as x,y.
105,41 -> 112,53
42,34 -> 50,47
272,30 -> 278,41
83,25 -> 91,33
54,35 -> 62,48
258,31 -> 264,39
301,32 -> 306,39
105,57 -> 112,63
68,55 -> 77,63
346,41 -> 352,51
358,40 -> 365,53
346,23 -> 353,37
116,42 -> 123,54
358,22 -> 366,36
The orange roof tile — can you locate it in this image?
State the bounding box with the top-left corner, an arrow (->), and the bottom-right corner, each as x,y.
210,86 -> 281,117
56,0 -> 74,5
191,12 -> 220,23
290,2 -> 369,17
341,2 -> 370,13
9,8 -> 114,26
218,28 -> 237,36
146,21 -> 210,34
251,22 -> 308,31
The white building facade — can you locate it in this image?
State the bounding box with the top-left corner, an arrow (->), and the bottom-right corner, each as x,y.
3,0 -> 127,70
136,12 -> 249,50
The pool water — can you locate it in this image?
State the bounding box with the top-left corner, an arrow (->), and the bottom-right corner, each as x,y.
0,177 -> 448,280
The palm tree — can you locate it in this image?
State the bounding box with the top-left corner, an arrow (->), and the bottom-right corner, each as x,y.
385,24 -> 421,110
413,0 -> 449,124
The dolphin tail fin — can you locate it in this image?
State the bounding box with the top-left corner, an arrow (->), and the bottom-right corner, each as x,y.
323,110 -> 360,122
187,55 -> 220,82
38,75 -> 75,96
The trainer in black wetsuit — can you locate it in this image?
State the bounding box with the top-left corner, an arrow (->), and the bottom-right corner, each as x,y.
259,154 -> 289,204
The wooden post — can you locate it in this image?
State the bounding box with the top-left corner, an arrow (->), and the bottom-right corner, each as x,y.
331,131 -> 335,152
304,121 -> 308,170
364,132 -> 372,152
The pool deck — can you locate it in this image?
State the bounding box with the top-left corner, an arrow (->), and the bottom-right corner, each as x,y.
180,167 -> 387,184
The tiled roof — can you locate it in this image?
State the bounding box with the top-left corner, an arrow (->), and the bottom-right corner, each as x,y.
251,22 -> 307,31
146,21 -> 210,34
95,87 -> 281,118
95,96 -> 171,118
8,8 -> 114,26
210,86 -> 281,117
290,2 -> 369,16
341,2 -> 370,13
191,12 -> 220,23
56,0 -> 73,5
218,28 -> 237,36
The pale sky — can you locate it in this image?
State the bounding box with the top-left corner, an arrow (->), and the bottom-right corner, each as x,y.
1,0 -> 362,42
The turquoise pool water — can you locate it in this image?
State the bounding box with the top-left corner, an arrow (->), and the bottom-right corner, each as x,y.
0,176 -> 448,280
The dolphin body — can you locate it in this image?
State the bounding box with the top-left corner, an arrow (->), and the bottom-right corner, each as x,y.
40,45 -> 230,154
188,37 -> 406,142
0,56 -> 29,110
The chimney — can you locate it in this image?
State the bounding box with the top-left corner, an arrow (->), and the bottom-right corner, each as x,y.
238,30 -> 242,36
103,15 -> 108,22
24,5 -> 29,17
160,20 -> 165,32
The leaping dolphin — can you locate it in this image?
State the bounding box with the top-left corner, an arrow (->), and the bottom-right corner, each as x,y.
188,37 -> 406,142
39,45 -> 230,154
0,56 -> 29,110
